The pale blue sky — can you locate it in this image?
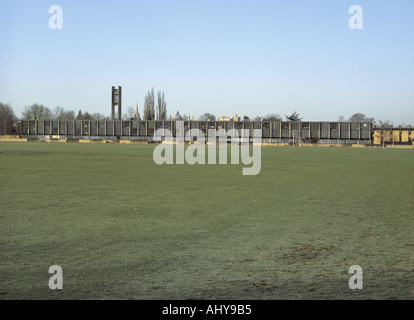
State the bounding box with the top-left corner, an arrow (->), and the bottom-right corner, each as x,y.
1,0 -> 413,124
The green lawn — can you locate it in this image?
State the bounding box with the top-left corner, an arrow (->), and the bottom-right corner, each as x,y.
0,141 -> 413,299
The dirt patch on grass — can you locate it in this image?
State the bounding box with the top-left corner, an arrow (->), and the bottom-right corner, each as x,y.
275,244 -> 333,265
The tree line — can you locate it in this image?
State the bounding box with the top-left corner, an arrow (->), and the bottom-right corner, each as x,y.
0,101 -> 406,136
197,111 -> 395,125
197,112 -> 303,122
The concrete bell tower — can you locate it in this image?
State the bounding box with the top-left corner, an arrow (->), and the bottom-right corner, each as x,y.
111,86 -> 122,120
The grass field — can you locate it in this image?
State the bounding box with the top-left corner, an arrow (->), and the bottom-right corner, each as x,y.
0,141 -> 413,300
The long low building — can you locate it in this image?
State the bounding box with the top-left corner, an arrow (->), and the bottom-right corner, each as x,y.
14,119 -> 413,145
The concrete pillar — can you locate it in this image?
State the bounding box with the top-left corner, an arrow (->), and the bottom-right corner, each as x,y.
118,86 -> 122,121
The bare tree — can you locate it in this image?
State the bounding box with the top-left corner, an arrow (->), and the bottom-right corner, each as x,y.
61,110 -> 76,120
378,120 -> 392,148
348,113 -> 375,123
91,113 -> 105,121
263,113 -> 283,121
22,104 -> 52,120
157,91 -> 167,120
199,113 -> 216,121
0,103 -> 16,135
53,107 -> 66,120
285,111 -> 302,121
123,107 -> 135,120
143,88 -> 155,120
338,115 -> 346,122
53,107 -> 78,120
348,113 -> 365,122
76,110 -> 93,120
